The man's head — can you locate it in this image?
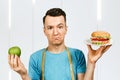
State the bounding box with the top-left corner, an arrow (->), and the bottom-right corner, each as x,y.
43,8 -> 67,46
43,8 -> 66,24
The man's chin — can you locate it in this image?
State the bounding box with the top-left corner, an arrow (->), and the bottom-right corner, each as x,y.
53,42 -> 63,46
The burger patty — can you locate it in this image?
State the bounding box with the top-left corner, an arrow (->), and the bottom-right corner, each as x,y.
91,38 -> 109,41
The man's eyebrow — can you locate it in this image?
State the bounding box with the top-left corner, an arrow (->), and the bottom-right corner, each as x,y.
46,25 -> 53,27
57,23 -> 64,26
45,23 -> 64,28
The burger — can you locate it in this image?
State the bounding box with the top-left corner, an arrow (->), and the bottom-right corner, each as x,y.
91,30 -> 111,45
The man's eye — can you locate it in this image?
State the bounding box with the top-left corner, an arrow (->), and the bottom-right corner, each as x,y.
58,26 -> 63,29
47,27 -> 53,30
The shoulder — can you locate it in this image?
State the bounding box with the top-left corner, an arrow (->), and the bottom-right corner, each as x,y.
67,47 -> 85,60
30,48 -> 45,60
68,47 -> 84,55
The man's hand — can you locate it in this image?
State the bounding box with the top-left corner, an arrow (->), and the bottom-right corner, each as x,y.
87,45 -> 112,64
83,45 -> 112,80
8,55 -> 30,80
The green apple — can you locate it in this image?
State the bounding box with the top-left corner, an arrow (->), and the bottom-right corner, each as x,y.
8,46 -> 21,57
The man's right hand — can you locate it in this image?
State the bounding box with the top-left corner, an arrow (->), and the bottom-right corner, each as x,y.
8,54 -> 30,80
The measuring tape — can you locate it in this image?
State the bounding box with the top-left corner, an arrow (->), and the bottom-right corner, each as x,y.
41,47 -> 74,80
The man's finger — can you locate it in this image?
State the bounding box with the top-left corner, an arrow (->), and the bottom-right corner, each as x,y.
102,45 -> 112,53
8,54 -> 11,65
18,57 -> 24,67
10,54 -> 15,68
87,44 -> 92,51
96,46 -> 105,55
13,55 -> 18,68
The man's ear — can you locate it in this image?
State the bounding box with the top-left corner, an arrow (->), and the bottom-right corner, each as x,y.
43,27 -> 46,36
65,26 -> 68,34
66,26 -> 68,30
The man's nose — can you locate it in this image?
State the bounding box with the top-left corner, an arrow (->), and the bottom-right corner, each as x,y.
53,28 -> 58,35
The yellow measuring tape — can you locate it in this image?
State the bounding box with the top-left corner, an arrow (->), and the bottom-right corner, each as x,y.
41,47 -> 75,80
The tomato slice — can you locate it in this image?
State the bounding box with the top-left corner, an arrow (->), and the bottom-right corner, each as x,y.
91,38 -> 109,41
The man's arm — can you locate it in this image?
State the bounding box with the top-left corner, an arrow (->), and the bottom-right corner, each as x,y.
83,61 -> 95,80
77,73 -> 84,80
8,55 -> 31,80
77,45 -> 111,80
77,63 -> 95,80
20,73 -> 31,80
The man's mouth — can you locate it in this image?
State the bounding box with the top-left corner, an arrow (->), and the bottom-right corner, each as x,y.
54,37 -> 60,40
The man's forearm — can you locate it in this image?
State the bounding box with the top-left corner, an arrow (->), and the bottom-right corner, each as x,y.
20,73 -> 31,80
84,61 -> 96,80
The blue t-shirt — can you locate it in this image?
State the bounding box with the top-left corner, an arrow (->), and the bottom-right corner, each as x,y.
28,47 -> 86,80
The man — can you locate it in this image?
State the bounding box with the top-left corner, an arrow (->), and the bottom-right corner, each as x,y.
8,8 -> 111,80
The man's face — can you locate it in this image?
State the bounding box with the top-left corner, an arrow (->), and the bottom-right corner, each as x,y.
44,15 -> 67,46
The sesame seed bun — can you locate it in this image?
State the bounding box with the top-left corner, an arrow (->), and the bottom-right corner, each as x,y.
91,31 -> 110,38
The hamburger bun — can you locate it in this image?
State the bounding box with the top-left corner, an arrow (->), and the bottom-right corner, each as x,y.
91,30 -> 111,45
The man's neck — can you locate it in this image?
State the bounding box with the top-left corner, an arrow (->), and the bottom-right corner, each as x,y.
47,44 -> 66,54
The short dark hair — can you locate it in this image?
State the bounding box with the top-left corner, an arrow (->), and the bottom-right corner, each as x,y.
43,8 -> 66,24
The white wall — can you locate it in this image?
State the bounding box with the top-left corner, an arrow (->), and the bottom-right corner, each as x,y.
0,0 -> 120,80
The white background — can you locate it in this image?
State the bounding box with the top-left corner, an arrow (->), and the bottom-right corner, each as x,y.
0,0 -> 120,80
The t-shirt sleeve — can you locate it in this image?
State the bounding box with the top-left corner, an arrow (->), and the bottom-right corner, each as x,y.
76,50 -> 86,73
28,55 -> 41,80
